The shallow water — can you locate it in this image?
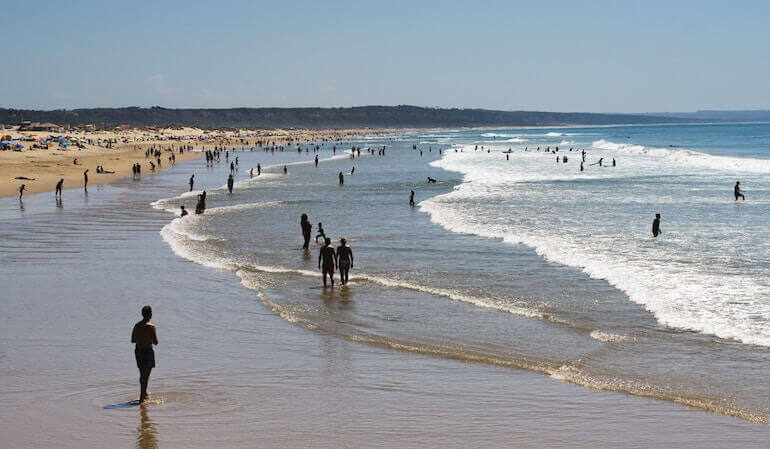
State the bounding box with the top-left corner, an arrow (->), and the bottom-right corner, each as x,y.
149,124 -> 770,423
2,127 -> 770,447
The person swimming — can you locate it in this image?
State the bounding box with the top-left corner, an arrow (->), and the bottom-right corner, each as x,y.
318,237 -> 337,287
336,238 -> 353,286
652,213 -> 661,237
180,205 -> 188,217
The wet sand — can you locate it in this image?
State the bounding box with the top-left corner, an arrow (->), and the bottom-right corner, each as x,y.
1,152 -> 770,448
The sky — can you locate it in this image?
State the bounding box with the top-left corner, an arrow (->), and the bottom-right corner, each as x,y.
2,0 -> 769,113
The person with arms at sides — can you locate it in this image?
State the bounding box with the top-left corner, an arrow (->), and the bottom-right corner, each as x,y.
131,306 -> 158,403
336,238 -> 354,286
318,237 -> 337,287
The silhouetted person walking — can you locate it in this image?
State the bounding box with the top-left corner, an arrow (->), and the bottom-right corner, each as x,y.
734,182 -> 745,201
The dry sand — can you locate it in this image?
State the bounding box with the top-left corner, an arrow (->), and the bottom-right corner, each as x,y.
1,127 -> 374,197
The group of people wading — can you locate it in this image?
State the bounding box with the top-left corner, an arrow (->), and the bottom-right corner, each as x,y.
301,213 -> 354,287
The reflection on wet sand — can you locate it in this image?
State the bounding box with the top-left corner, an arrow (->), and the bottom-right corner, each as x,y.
136,404 -> 157,449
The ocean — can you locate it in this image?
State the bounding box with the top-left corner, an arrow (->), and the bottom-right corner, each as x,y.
3,123 -> 770,448
152,123 -> 770,422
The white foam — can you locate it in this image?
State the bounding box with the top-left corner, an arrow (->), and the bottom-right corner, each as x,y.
158,210 -> 546,321
590,330 -> 633,343
423,148 -> 770,347
591,139 -> 770,173
481,132 -> 523,138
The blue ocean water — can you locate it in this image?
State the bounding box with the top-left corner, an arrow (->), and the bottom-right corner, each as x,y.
153,123 -> 770,422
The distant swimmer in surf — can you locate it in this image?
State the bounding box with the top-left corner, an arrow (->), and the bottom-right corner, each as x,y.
410,190 -> 415,206
612,158 -> 616,167
318,237 -> 337,287
336,238 -> 353,286
734,181 -> 745,201
180,205 -> 188,217
283,166 -> 288,175
427,177 -> 437,183
652,213 -> 661,237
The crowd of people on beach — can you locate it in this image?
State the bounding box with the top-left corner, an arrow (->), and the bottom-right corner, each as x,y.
10,131 -> 752,404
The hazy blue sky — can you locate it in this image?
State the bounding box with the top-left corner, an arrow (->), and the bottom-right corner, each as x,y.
2,0 -> 769,112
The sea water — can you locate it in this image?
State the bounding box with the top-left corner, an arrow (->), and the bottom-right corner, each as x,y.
152,123 -> 770,422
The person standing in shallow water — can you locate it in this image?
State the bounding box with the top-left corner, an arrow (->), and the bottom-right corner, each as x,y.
339,171 -> 344,185
734,181 -> 745,201
300,213 -> 312,249
131,306 -> 158,403
227,174 -> 234,194
652,213 -> 662,237
336,238 -> 353,286
409,190 -> 415,206
318,237 -> 337,287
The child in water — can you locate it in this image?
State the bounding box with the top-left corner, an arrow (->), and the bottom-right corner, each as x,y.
315,223 -> 326,243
